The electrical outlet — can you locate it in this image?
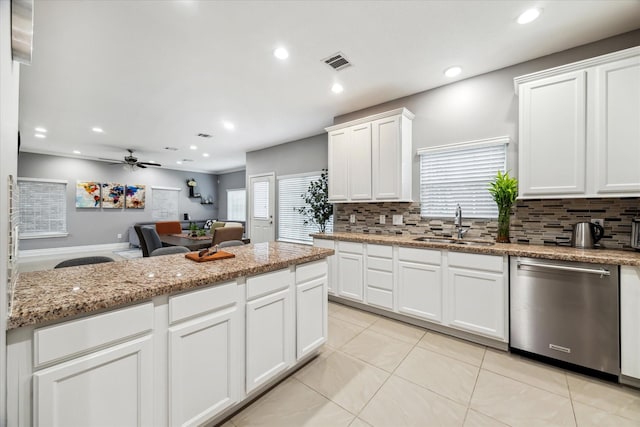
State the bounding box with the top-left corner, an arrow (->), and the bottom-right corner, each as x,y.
392,214 -> 403,225
591,218 -> 604,228
117,233 -> 122,239
379,215 -> 386,224
349,214 -> 356,224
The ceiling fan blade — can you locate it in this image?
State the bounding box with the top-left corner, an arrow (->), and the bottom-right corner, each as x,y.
136,163 -> 148,168
137,162 -> 161,167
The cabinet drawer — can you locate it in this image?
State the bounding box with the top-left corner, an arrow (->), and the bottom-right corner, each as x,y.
448,251 -> 504,272
34,302 -> 153,367
296,260 -> 327,284
367,256 -> 392,272
247,268 -> 293,301
367,244 -> 392,258
398,247 -> 441,264
367,287 -> 393,309
169,281 -> 237,324
367,269 -> 393,291
339,241 -> 364,254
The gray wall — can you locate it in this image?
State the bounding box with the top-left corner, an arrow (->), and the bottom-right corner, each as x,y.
217,170 -> 246,221
18,152 -> 219,249
246,133 -> 328,177
335,29 -> 640,198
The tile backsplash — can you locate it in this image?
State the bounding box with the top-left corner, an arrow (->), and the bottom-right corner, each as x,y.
333,198 -> 640,250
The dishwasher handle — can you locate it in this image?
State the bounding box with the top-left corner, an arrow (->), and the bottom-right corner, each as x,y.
517,260 -> 611,277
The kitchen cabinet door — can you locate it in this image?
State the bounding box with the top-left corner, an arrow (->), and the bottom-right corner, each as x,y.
348,123 -> 372,200
372,115 -> 401,200
397,260 -> 442,323
246,287 -> 294,393
621,266 -> 640,380
594,55 -> 640,194
519,70 -> 587,197
447,268 -> 507,341
328,129 -> 349,201
168,305 -> 241,427
366,244 -> 394,310
33,336 -> 153,427
296,275 -> 328,359
337,251 -> 364,302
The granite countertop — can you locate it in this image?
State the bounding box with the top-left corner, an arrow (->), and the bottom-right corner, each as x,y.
313,232 -> 640,266
9,242 -> 333,330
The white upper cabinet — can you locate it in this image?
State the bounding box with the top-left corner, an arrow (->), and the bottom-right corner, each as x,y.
515,46 -> 640,199
326,108 -> 414,202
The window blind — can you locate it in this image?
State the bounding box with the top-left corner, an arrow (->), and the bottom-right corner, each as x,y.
227,188 -> 246,221
18,178 -> 68,238
278,174 -> 332,244
252,181 -> 269,219
419,140 -> 507,218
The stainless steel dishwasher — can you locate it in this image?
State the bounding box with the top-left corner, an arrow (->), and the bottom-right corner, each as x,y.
510,257 -> 619,376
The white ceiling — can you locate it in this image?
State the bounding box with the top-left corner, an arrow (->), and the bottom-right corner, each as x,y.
18,0 -> 640,174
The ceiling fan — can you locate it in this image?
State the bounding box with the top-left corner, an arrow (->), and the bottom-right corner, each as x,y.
104,149 -> 161,169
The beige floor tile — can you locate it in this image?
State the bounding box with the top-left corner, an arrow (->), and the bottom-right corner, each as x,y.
329,305 -> 379,328
368,317 -> 426,345
341,329 -> 414,372
482,349 -> 569,397
572,401 -> 639,427
395,346 -> 479,405
359,375 -> 467,427
295,350 -> 389,414
219,420 -> 236,427
567,373 -> 640,421
232,378 -> 354,427
326,316 -> 366,349
328,301 -> 345,316
471,370 -> 575,427
463,410 -> 509,427
417,331 -> 486,367
349,417 -> 373,427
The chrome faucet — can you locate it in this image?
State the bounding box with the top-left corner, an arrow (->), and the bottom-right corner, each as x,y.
454,204 -> 469,239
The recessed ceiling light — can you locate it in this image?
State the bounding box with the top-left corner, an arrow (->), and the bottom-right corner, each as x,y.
73,150 -> 81,154
92,127 -> 104,133
517,8 -> 541,24
444,66 -> 462,77
35,127 -> 47,133
34,133 -> 46,139
223,121 -> 235,131
176,161 -> 183,165
202,153 -> 210,157
274,47 -> 289,60
189,145 -> 198,150
331,83 -> 344,94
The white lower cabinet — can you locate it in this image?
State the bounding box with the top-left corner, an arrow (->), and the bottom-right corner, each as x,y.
296,260 -> 328,360
337,241 -> 365,301
397,247 -> 443,323
34,335 -> 154,427
621,265 -> 640,380
245,269 -> 295,393
366,244 -> 394,309
313,238 -> 336,295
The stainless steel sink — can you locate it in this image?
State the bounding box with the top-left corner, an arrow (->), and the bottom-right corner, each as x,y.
413,237 -> 457,244
454,240 -> 495,246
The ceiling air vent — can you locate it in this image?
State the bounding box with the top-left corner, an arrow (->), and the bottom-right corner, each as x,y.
323,52 -> 352,71
181,159 -> 194,162
197,133 -> 212,138
164,146 -> 179,151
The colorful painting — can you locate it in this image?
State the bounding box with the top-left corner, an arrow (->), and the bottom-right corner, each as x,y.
76,181 -> 101,208
126,184 -> 146,209
101,183 -> 124,208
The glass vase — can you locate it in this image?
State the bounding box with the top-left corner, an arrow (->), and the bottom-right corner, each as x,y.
496,207 -> 511,243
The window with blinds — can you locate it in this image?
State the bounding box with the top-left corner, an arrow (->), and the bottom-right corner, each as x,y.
418,137 -> 509,219
252,181 -> 269,219
278,173 -> 332,244
227,188 -> 246,221
17,178 -> 68,238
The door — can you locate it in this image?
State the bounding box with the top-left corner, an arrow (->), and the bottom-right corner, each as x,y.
249,173 -> 275,243
328,129 -> 349,201
397,260 -> 442,323
296,276 -> 328,360
519,71 -> 587,197
337,252 -> 364,301
168,307 -> 241,427
33,336 -> 153,427
348,123 -> 372,200
372,115 -> 401,200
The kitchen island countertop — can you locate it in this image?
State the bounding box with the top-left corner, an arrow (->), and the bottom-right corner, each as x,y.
9,242 -> 333,330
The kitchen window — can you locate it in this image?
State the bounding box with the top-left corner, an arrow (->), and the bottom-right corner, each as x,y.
278,172 -> 332,244
226,188 -> 246,221
418,136 -> 509,218
17,178 -> 68,238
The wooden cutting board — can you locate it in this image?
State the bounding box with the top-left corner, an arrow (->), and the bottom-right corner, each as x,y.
185,250 -> 235,262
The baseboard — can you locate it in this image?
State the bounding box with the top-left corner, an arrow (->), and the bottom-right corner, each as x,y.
18,242 -> 130,259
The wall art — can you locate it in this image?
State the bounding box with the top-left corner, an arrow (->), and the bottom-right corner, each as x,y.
76,181 -> 101,208
101,182 -> 124,208
126,184 -> 146,209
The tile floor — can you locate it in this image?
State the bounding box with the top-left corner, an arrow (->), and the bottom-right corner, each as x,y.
226,301 -> 640,427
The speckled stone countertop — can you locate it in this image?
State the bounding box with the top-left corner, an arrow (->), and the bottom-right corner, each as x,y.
8,242 -> 333,330
313,232 -> 640,266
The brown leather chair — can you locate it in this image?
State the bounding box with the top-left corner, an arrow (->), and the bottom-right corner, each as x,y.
155,221 -> 182,235
211,226 -> 244,246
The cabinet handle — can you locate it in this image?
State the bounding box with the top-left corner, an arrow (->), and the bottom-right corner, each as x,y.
517,260 -> 610,276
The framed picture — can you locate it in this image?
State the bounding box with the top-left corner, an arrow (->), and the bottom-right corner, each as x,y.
126,184 -> 146,209
101,183 -> 124,208
76,181 -> 101,208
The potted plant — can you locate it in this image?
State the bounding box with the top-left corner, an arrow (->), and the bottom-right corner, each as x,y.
488,170 -> 518,243
296,169 -> 333,233
189,222 -> 198,237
